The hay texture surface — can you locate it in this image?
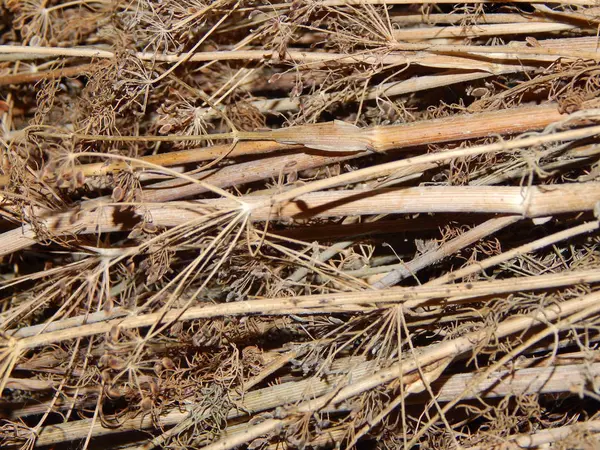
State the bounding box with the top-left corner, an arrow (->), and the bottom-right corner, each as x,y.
1,1 -> 600,449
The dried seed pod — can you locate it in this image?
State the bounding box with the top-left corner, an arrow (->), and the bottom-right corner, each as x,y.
143,222 -> 158,233
75,170 -> 85,187
170,322 -> 183,335
58,279 -> 67,296
112,186 -> 125,202
68,208 -> 81,225
101,369 -> 112,383
248,438 -> 268,450
99,354 -> 110,368
29,35 -> 41,46
161,357 -> 175,370
159,123 -> 172,134
56,177 -> 68,189
125,260 -> 135,274
109,324 -> 120,342
287,171 -> 298,183
148,379 -> 159,397
1,153 -> 11,172
128,226 -> 143,240
39,164 -> 53,180
107,355 -> 126,370
470,87 -> 489,98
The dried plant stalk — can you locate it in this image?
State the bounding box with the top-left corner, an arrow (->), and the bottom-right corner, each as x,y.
2,2 -> 600,449
9,269 -> 600,348
15,103 -> 563,184
1,183 -> 597,258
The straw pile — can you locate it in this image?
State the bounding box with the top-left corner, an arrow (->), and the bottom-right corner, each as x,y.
1,1 -> 600,449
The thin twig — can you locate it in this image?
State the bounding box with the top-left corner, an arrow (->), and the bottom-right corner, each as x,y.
370,216 -> 521,288
8,269 -> 600,349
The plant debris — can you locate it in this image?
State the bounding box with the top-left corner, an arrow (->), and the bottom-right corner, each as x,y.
1,1 -> 600,449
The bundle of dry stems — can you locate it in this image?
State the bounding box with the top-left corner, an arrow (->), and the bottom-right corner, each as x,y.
1,0 -> 600,449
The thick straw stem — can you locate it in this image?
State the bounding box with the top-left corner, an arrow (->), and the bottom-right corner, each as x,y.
1,183 -> 598,257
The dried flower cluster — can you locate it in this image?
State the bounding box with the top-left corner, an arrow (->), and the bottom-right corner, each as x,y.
1,1 -> 600,449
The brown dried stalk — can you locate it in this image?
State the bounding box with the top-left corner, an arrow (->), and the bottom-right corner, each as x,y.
392,22 -> 579,39
1,182 -> 597,258
2,36 -> 599,68
353,219 -> 600,281
8,269 -> 600,349
389,12 -> 583,25
321,0 -> 597,6
25,102 -> 562,152
20,103 -> 561,189
269,118 -> 600,203
179,71 -> 499,121
427,220 -> 600,285
0,63 -> 96,86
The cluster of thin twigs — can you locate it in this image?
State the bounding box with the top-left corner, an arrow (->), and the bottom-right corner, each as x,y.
1,1 -> 600,449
